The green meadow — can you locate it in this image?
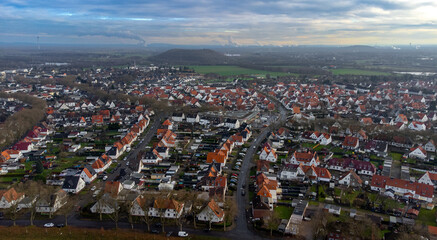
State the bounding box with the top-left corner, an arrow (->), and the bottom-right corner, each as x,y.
330,68 -> 391,76
190,65 -> 298,77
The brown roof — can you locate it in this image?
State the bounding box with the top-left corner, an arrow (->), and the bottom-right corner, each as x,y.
0,188 -> 24,203
207,199 -> 224,218
153,198 -> 183,212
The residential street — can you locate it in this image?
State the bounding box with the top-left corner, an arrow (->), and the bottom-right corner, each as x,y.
0,108 -> 289,240
108,112 -> 166,182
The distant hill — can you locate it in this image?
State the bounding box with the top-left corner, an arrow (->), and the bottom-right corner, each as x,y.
341,45 -> 377,52
148,49 -> 231,65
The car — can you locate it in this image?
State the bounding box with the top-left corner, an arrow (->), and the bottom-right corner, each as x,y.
166,231 -> 173,237
178,231 -> 188,237
232,173 -> 238,177
241,189 -> 246,196
102,176 -> 108,181
91,186 -> 96,191
126,162 -> 130,166
151,229 -> 160,234
44,223 -> 55,228
253,146 -> 256,149
57,224 -> 65,228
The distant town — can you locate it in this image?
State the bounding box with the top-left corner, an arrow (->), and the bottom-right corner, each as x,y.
0,52 -> 437,240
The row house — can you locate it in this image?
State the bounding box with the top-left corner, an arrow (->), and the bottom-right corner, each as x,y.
326,158 -> 376,176
259,146 -> 278,163
255,173 -> 279,210
288,150 -> 320,167
370,175 -> 434,203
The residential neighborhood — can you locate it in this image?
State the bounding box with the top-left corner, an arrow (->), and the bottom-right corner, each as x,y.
0,59 -> 437,240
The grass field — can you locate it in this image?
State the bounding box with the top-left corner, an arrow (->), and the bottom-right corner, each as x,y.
330,68 -> 391,76
274,205 -> 294,219
0,226 -> 228,240
190,65 -> 297,77
418,208 -> 437,226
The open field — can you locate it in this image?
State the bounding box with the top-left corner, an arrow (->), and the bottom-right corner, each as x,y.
274,205 -> 294,219
190,65 -> 298,77
418,208 -> 437,227
330,68 -> 391,76
0,226 -> 228,240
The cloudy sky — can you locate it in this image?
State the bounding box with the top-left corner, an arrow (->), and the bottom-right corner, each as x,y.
1,0 -> 436,46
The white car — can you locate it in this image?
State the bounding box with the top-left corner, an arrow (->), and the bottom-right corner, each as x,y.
44,223 -> 54,228
178,231 -> 188,237
91,186 -> 96,191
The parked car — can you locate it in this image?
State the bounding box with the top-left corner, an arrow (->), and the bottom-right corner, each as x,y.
57,224 -> 65,228
151,229 -> 160,234
166,231 -> 173,237
103,176 -> 108,181
178,231 -> 188,237
91,186 -> 96,191
44,223 -> 54,228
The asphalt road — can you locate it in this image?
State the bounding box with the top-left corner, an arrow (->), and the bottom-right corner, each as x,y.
232,103 -> 288,239
108,112 -> 166,182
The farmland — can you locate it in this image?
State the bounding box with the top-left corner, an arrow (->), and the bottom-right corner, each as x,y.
189,65 -> 298,77
330,68 -> 391,76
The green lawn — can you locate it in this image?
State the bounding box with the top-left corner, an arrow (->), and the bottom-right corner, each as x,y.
330,68 -> 391,76
301,143 -> 317,149
190,65 -> 297,77
389,152 -> 403,161
418,208 -> 437,226
274,205 -> 294,219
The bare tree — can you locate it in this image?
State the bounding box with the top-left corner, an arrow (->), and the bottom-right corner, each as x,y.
23,181 -> 47,226
311,208 -> 328,240
265,210 -> 280,236
107,197 -> 121,229
5,201 -> 22,226
139,194 -> 154,232
57,194 -> 77,226
223,198 -> 236,231
189,194 -> 207,229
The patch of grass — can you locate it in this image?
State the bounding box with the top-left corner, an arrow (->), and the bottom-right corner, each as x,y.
418,208 -> 437,226
390,152 -> 403,161
0,225 -> 224,240
274,205 -> 294,219
190,65 -> 298,77
330,68 -> 391,76
301,143 -> 317,149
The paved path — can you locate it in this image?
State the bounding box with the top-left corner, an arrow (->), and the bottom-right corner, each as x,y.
108,112 -> 166,182
232,99 -> 288,239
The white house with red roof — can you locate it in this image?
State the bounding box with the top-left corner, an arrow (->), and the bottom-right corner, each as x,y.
300,165 -> 332,183
370,175 -> 434,202
80,166 -> 97,184
424,140 -> 436,153
409,146 -> 427,159
196,199 -> 224,223
408,121 -> 426,131
418,171 -> 437,188
289,150 -> 320,166
318,133 -> 332,145
259,147 -> 278,162
338,170 -> 363,188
